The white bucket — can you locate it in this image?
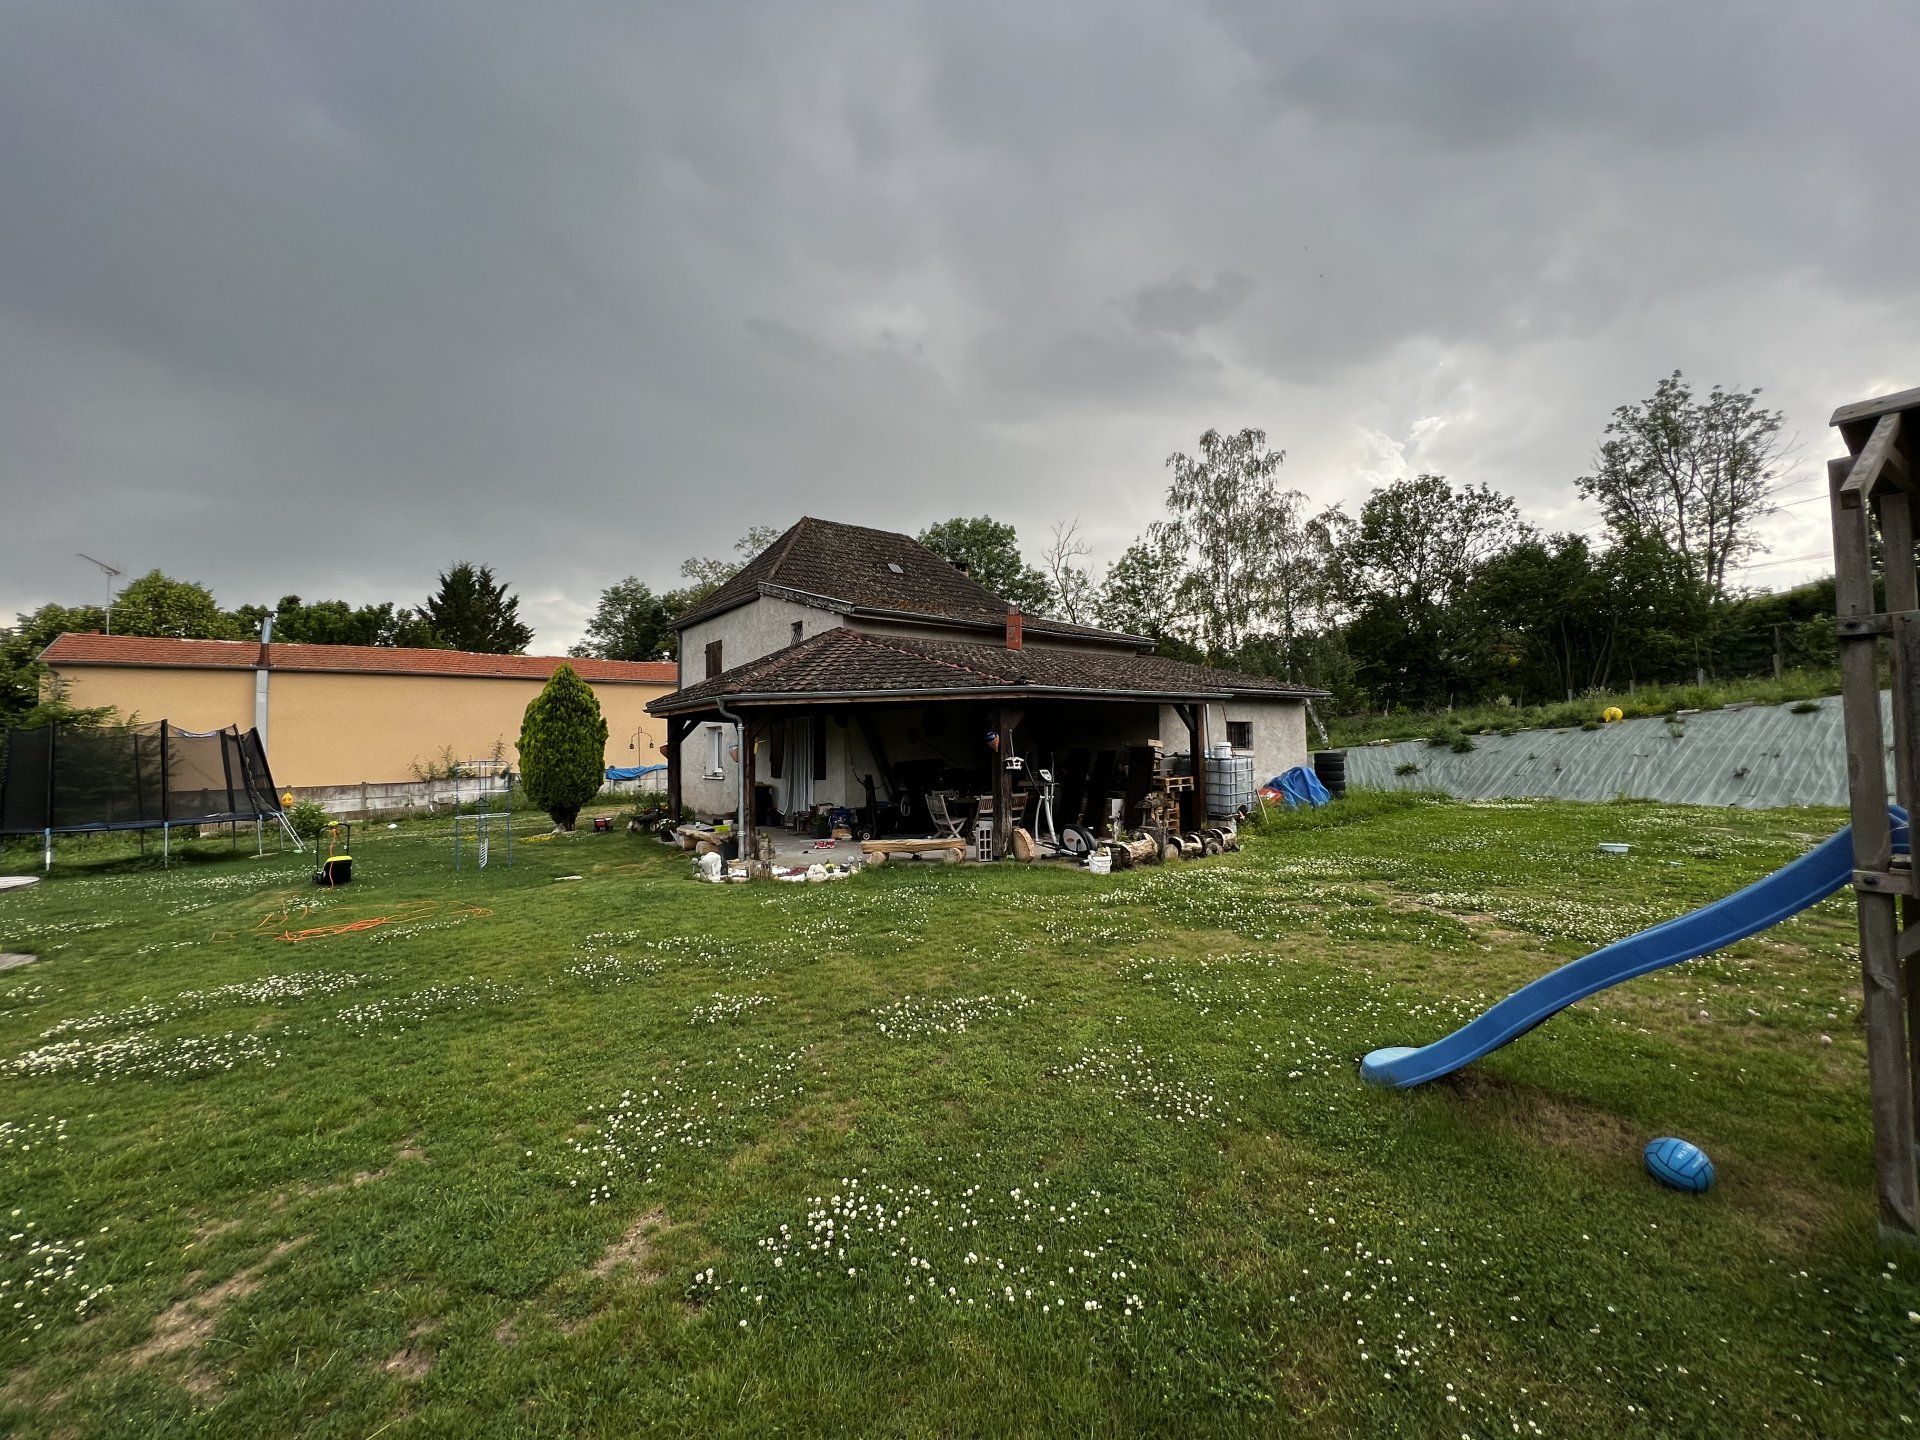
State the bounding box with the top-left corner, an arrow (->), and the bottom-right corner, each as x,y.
1087,852 -> 1113,875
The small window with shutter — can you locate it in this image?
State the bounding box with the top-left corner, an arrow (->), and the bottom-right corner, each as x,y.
704,639 -> 723,678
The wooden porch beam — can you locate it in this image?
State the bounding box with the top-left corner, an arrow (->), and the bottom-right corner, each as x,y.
739,715 -> 759,863
664,715 -> 690,821
992,705 -> 1016,859
1186,702 -> 1209,825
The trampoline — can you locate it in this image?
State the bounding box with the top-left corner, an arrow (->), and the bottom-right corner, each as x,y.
0,719 -> 297,870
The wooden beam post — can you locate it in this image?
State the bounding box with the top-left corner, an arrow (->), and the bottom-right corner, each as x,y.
993,706 -> 1015,860
1831,453 -> 1920,1240
1186,703 -> 1210,825
739,715 -> 759,863
664,716 -> 689,821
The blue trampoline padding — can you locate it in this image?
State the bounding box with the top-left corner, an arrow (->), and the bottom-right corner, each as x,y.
1360,808 -> 1908,1088
1644,1136 -> 1715,1192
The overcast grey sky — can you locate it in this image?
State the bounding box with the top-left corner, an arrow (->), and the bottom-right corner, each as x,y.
3,2 -> 1916,651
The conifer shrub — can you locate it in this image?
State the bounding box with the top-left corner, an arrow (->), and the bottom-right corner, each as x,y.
518,664 -> 608,831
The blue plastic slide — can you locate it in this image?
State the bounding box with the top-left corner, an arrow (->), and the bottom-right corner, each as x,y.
1360,811 -> 1908,1088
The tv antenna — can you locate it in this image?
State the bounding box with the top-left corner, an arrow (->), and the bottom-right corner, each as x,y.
77,553 -> 122,634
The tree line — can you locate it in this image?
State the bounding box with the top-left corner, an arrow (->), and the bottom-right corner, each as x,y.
3,370 -> 1833,731
574,371 -> 1828,712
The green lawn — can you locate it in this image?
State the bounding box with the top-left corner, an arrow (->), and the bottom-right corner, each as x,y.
1,794 -> 1915,1437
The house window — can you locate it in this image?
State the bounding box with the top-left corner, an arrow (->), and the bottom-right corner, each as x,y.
1226,720 -> 1254,750
704,639 -> 724,679
705,725 -> 726,777
790,620 -> 804,646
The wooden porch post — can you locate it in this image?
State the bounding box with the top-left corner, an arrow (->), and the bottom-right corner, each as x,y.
1184,703 -> 1210,824
993,706 -> 1016,859
740,714 -> 759,861
664,716 -> 689,820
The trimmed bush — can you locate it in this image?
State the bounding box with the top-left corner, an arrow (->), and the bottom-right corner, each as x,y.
518,663 -> 609,831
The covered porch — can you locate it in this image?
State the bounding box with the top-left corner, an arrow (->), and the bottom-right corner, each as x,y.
659,693 -> 1218,863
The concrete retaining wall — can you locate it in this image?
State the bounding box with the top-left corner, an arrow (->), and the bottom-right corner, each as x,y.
288,776 -> 512,818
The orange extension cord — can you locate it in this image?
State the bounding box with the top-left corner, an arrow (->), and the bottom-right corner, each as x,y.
214,899 -> 493,944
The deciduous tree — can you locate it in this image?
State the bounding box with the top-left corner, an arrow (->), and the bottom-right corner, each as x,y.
1154,428 -> 1328,656
1577,371 -> 1786,599
1040,519 -> 1095,625
572,578 -> 678,662
916,516 -> 1052,614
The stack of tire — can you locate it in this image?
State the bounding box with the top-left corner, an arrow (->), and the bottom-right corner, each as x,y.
1312,749 -> 1347,800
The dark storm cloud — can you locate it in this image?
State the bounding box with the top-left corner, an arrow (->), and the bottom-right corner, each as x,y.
1126,273 -> 1257,337
2,1 -> 1915,645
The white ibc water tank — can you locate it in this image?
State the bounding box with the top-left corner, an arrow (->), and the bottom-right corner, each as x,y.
1204,755 -> 1255,817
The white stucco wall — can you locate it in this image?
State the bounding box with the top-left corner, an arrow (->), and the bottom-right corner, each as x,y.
1156,699 -> 1309,788
678,596 -> 842,690
678,596 -> 846,816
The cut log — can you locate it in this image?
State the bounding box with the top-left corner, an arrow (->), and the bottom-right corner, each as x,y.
1011,827 -> 1038,862
1109,837 -> 1157,870
859,838 -> 968,862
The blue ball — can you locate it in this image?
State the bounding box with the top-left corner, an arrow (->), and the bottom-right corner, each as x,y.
1644,1136 -> 1715,1193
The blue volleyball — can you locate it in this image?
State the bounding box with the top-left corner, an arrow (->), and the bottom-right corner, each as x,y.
1644,1136 -> 1714,1193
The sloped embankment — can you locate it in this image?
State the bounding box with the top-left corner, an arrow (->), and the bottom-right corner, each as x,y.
1345,693 -> 1888,808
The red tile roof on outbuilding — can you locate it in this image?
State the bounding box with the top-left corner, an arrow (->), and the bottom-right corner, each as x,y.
40,634 -> 675,685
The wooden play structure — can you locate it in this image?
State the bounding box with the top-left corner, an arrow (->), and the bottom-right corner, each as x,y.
1829,386 -> 1920,1242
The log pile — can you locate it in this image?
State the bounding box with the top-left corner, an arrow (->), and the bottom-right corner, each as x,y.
1102,824 -> 1240,870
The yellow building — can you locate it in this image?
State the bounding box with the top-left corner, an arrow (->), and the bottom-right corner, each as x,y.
40,634 -> 675,791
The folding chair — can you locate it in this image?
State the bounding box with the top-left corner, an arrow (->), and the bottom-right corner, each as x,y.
927,790 -> 967,840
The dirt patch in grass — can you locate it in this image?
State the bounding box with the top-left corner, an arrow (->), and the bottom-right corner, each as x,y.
382,1320 -> 439,1381
189,1216 -> 242,1246
590,1208 -> 669,1281
1441,1071 -> 1641,1163
129,1237 -> 308,1395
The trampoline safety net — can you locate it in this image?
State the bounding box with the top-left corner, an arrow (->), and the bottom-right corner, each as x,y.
1,720 -> 283,835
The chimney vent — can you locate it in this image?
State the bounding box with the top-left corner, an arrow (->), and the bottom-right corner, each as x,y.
953,559 -> 971,575
1005,607 -> 1024,651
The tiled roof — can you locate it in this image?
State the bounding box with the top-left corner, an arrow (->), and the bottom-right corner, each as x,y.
672,517 -> 1152,648
649,626 -> 1323,714
41,633 -> 675,685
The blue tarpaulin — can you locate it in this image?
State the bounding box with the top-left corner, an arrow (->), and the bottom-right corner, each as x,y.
1270,766 -> 1332,808
605,764 -> 668,782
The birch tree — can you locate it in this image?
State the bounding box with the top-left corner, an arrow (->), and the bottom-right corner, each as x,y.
1155,427 -> 1310,655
